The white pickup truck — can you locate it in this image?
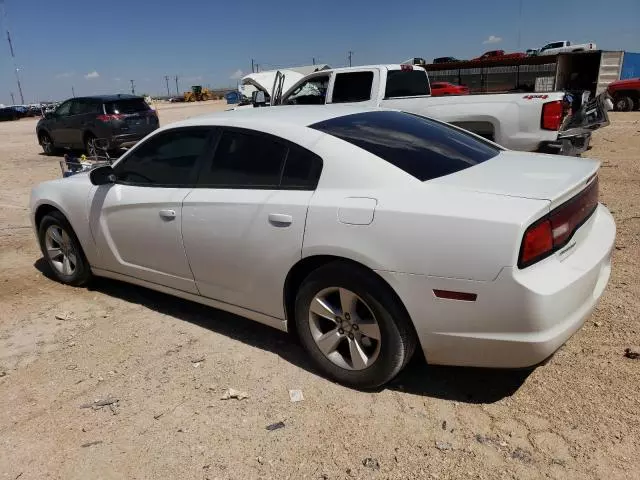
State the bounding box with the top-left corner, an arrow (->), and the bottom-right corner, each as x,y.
254,64 -> 609,155
537,41 -> 597,56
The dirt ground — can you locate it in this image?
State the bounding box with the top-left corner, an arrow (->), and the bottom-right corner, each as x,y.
0,102 -> 638,480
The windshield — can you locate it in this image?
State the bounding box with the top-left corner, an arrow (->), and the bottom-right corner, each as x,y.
310,111 -> 500,181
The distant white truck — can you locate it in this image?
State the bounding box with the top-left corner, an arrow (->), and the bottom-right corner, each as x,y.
537,41 -> 597,56
254,64 -> 610,155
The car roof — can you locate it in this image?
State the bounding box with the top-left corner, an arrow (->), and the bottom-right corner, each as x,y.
169,105 -> 385,130
72,94 -> 142,102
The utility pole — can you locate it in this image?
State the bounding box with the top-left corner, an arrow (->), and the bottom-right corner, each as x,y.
164,75 -> 170,97
130,79 -> 135,95
312,57 -> 316,65
251,59 -> 255,73
175,75 -> 179,95
71,86 -> 75,97
348,51 -> 353,67
10,92 -> 15,104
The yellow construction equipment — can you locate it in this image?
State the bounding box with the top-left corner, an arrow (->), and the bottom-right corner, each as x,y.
184,85 -> 213,102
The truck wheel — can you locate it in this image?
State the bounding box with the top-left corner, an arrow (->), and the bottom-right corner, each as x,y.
614,96 -> 634,112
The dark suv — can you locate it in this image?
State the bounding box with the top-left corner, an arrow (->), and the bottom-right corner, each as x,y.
36,94 -> 159,155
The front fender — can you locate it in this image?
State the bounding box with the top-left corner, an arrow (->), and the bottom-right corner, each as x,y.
30,176 -> 98,266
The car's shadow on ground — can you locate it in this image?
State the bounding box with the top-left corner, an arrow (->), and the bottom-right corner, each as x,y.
35,258 -> 532,403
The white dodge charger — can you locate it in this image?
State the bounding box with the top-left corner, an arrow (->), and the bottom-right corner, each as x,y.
30,106 -> 615,388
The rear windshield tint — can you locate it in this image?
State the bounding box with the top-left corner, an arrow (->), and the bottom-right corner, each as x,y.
310,111 -> 499,181
105,99 -> 150,114
385,70 -> 430,98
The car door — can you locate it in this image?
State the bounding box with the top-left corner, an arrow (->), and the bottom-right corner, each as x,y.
89,127 -> 214,293
67,99 -> 91,148
182,127 -> 322,319
48,100 -> 73,145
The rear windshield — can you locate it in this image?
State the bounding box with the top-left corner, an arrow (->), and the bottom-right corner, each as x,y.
385,70 -> 431,98
311,111 -> 500,181
104,99 -> 150,114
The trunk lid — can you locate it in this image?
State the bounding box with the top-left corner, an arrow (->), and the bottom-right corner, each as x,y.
429,151 -> 599,209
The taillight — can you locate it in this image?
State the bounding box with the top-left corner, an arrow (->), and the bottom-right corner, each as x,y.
519,176 -> 599,268
520,220 -> 553,267
541,100 -> 563,130
96,114 -> 124,122
400,64 -> 413,71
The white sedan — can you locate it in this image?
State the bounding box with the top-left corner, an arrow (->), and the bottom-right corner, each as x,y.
30,106 -> 615,388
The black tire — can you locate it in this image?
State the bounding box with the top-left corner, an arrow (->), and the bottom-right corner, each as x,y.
84,133 -> 97,157
614,96 -> 634,112
294,262 -> 417,389
633,99 -> 640,111
38,211 -> 92,286
39,131 -> 56,156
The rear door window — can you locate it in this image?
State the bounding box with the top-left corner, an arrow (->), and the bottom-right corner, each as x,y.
105,98 -> 150,114
197,128 -> 323,189
332,72 -> 374,103
311,111 -> 500,181
200,129 -> 287,188
281,146 -> 323,189
384,70 -> 430,98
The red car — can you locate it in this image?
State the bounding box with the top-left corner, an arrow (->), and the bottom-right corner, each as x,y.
430,82 -> 470,96
607,78 -> 640,111
473,50 -> 527,61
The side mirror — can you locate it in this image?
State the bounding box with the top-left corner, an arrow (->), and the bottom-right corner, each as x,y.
90,165 -> 116,185
252,91 -> 266,107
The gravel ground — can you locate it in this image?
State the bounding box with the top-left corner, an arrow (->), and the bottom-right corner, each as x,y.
0,102 -> 638,480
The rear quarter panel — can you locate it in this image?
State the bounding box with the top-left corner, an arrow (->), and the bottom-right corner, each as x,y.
303,183 -> 548,281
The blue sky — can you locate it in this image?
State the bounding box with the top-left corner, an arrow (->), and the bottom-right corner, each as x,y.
1,0 -> 639,104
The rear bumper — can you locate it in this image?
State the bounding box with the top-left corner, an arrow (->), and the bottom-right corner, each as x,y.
538,133 -> 592,156
377,204 -> 615,368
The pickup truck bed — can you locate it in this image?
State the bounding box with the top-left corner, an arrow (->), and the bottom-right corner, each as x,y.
270,65 -> 609,155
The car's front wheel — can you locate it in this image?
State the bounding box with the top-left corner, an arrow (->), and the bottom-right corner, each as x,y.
295,262 -> 417,389
38,211 -> 92,286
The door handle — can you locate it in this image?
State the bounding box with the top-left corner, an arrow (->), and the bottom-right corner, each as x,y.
268,213 -> 292,226
159,209 -> 176,220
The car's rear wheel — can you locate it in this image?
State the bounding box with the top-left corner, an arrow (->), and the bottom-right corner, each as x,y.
294,262 -> 417,389
84,133 -> 97,157
614,96 -> 634,112
38,211 -> 92,286
39,132 -> 55,155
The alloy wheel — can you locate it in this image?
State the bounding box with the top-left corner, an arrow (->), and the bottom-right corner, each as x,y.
44,225 -> 77,276
86,137 -> 97,157
308,287 -> 382,370
41,135 -> 53,154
